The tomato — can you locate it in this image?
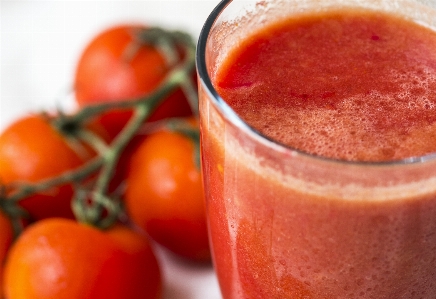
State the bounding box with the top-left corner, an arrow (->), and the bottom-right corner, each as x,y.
0,114 -> 105,220
125,118 -> 210,262
74,24 -> 194,139
0,210 -> 13,297
4,218 -> 161,299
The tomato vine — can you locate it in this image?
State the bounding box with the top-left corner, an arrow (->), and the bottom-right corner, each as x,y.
0,26 -> 198,236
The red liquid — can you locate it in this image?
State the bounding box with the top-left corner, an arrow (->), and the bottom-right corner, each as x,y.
201,7 -> 436,299
215,9 -> 436,162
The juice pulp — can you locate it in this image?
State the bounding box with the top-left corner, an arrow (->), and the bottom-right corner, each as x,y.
201,7 -> 436,299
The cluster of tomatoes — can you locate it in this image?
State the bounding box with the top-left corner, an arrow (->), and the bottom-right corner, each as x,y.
0,24 -> 209,299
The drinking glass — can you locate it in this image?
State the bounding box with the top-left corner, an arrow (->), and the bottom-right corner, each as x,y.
196,0 -> 436,298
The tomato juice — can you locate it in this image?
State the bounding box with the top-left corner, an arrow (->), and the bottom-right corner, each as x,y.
215,9 -> 436,162
198,1 -> 436,298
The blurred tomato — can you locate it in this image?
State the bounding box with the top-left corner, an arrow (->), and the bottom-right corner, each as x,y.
74,24 -> 194,139
0,210 -> 13,297
125,118 -> 210,262
4,218 -> 161,299
0,114 -> 106,220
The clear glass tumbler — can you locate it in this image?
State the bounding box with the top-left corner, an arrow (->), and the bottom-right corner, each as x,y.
196,0 -> 436,298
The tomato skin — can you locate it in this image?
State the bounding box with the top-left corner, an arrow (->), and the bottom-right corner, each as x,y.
74,24 -> 194,139
125,120 -> 210,262
4,218 -> 162,299
0,210 -> 13,297
0,210 -> 13,264
0,114 -> 104,220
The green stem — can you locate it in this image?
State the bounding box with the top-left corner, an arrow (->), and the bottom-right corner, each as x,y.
76,129 -> 111,156
165,118 -> 201,170
6,157 -> 103,204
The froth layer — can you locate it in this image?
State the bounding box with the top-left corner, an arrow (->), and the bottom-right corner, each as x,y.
247,66 -> 436,161
215,8 -> 436,162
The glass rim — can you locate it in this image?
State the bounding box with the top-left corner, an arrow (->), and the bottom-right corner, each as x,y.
195,0 -> 436,167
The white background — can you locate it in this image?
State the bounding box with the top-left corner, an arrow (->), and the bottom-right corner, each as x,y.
1,1 -> 222,298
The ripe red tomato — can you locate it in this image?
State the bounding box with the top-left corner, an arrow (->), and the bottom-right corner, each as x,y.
125,118 -> 210,262
4,218 -> 162,299
0,114 -> 105,220
74,24 -> 194,139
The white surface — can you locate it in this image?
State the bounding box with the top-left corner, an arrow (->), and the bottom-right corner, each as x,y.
1,1 -> 222,298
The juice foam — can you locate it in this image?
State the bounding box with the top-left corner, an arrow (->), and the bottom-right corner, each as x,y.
215,9 -> 436,161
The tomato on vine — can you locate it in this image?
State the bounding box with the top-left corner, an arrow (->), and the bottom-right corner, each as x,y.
74,24 -> 195,139
0,114 -> 108,221
0,21 -> 201,299
4,218 -> 162,299
125,118 -> 210,262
